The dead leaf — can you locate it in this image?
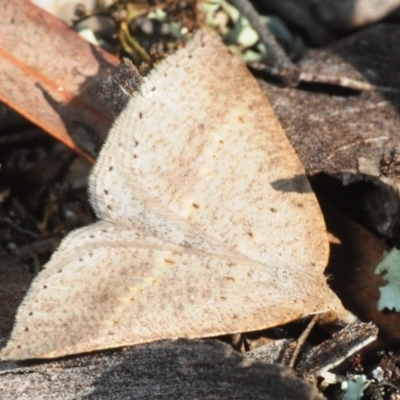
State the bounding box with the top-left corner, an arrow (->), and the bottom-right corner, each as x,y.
322,200 -> 400,349
258,24 -> 400,242
246,321 -> 378,377
261,24 -> 400,177
0,0 -> 119,162
0,339 -> 324,400
0,29 -> 354,361
258,0 -> 400,44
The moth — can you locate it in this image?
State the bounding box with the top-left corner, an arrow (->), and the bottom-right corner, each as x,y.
1,29 -> 355,360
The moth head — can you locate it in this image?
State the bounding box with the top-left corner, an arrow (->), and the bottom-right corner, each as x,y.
319,289 -> 358,327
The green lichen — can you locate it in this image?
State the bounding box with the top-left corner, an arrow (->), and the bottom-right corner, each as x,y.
375,248 -> 400,312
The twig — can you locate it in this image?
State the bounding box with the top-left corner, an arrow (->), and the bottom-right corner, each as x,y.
300,72 -> 400,93
289,314 -> 319,368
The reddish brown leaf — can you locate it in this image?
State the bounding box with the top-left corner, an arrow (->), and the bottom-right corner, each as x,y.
0,0 -> 120,162
323,201 -> 400,349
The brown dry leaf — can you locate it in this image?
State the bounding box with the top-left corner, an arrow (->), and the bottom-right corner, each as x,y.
0,0 -> 119,162
0,339 -> 323,400
322,201 -> 400,349
261,24 -> 400,240
262,24 -> 400,177
1,29 -> 354,361
260,0 -> 400,44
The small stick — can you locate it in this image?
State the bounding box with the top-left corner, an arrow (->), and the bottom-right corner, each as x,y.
289,314 -> 319,368
229,0 -> 300,87
300,72 -> 400,93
